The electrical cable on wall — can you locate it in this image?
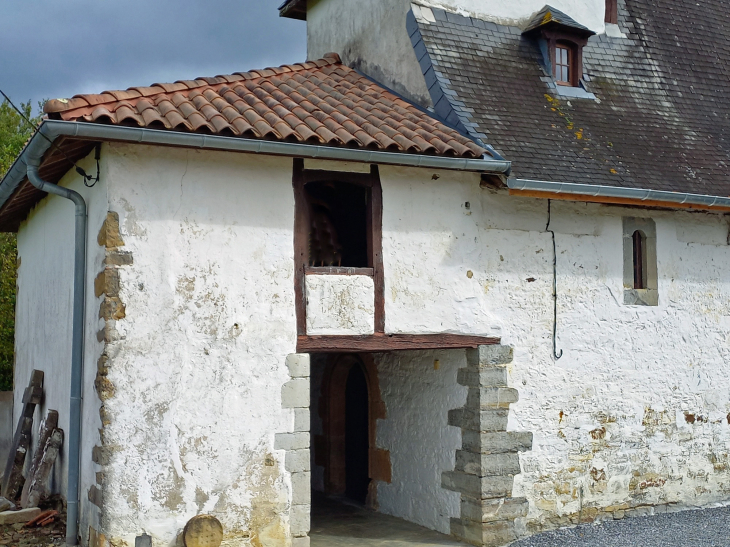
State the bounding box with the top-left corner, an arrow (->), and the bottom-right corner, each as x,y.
0,88 -> 100,186
546,200 -> 563,360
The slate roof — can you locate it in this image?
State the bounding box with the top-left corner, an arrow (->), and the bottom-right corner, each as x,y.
44,53 -> 487,159
523,5 -> 594,36
409,0 -> 730,196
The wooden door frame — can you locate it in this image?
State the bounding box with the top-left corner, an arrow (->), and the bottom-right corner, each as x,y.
292,158 -> 385,336
319,353 -> 390,502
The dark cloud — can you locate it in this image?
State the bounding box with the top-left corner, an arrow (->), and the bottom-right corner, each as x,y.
0,0 -> 306,112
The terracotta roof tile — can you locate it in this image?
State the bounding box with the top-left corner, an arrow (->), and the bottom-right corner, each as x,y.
44,53 -> 489,159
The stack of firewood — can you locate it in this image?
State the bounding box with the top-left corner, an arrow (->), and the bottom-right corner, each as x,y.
0,370 -> 63,523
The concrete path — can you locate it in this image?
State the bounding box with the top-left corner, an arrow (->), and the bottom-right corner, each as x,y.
310,495 -> 464,546
311,496 -> 730,547
512,505 -> 730,547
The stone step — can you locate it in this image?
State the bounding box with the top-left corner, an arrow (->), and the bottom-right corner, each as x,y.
450,517 -> 517,547
442,471 -> 515,499
462,431 -> 533,454
457,367 -> 509,388
466,387 -> 520,409
466,346 -> 514,368
461,496 -> 530,523
448,408 -> 510,432
454,450 -> 521,476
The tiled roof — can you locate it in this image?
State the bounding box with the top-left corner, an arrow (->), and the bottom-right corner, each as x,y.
409,0 -> 730,196
523,5 -> 595,35
44,53 -> 487,159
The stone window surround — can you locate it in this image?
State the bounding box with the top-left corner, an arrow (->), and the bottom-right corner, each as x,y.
622,217 -> 658,306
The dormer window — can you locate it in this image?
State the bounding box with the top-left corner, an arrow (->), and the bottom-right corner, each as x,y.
523,5 -> 596,89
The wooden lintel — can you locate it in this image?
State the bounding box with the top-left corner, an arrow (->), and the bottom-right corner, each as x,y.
297,333 -> 500,353
509,189 -> 730,213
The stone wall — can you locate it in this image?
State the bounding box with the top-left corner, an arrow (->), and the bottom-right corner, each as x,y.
378,164 -> 730,535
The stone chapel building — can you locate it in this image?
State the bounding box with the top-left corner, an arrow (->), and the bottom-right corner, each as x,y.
1,0 -> 730,546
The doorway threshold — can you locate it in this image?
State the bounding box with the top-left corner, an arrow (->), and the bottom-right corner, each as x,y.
311,493 -> 465,546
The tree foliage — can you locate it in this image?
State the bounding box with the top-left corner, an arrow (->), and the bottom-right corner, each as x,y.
0,100 -> 42,390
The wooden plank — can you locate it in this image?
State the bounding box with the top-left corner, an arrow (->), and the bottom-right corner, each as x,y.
292,158 -> 308,336
305,267 -> 374,276
22,429 -> 63,509
20,410 -> 59,509
370,166 -> 386,333
301,169 -> 374,187
297,333 -> 501,353
508,189 -> 730,213
2,371 -> 44,500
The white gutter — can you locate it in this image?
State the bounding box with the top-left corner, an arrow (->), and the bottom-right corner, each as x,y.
509,178 -> 730,210
0,120 -> 511,210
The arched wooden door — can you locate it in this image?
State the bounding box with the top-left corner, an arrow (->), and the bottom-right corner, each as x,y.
320,354 -> 389,505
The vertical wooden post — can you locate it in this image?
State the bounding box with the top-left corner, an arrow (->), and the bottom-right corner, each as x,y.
2,370 -> 44,500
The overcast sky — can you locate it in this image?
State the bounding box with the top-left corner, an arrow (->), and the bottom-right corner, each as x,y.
0,0 -> 307,113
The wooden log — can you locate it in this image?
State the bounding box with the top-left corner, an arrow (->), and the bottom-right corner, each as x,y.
24,429 -> 63,509
20,410 -> 58,509
1,370 -> 44,500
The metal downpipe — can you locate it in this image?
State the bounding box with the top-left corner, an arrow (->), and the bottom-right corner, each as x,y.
26,166 -> 87,546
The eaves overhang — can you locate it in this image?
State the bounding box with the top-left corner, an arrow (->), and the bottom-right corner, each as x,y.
0,120 -> 512,231
509,178 -> 730,212
279,0 -> 307,20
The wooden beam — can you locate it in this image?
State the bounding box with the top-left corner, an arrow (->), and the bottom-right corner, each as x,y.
297,333 -> 500,353
2,370 -> 44,500
509,189 -> 730,213
20,410 -> 59,508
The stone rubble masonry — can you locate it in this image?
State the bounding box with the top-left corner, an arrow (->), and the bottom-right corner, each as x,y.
90,211 -> 133,541
275,353 -> 311,545
443,345 -> 533,547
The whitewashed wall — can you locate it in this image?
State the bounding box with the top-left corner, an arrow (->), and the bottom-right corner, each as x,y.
379,164 -> 730,531
307,0 -> 433,106
20,143 -> 730,543
15,148 -> 109,539
375,349 -> 466,534
306,275 -> 375,335
99,145 -> 298,546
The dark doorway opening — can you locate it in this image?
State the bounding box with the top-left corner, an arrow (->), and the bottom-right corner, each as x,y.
345,363 -> 370,503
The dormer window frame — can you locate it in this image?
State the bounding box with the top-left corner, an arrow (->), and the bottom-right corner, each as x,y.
523,6 -> 596,91
542,30 -> 589,88
554,41 -> 575,86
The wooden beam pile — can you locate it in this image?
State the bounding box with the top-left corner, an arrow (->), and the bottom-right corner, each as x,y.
0,370 -> 64,522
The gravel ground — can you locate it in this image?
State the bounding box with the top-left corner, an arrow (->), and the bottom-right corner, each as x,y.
512,506 -> 730,547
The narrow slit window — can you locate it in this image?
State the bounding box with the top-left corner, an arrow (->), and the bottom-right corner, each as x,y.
632,230 -> 646,289
305,180 -> 369,268
554,44 -> 572,85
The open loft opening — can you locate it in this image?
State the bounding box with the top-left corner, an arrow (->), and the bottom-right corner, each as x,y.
305,181 -> 369,269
